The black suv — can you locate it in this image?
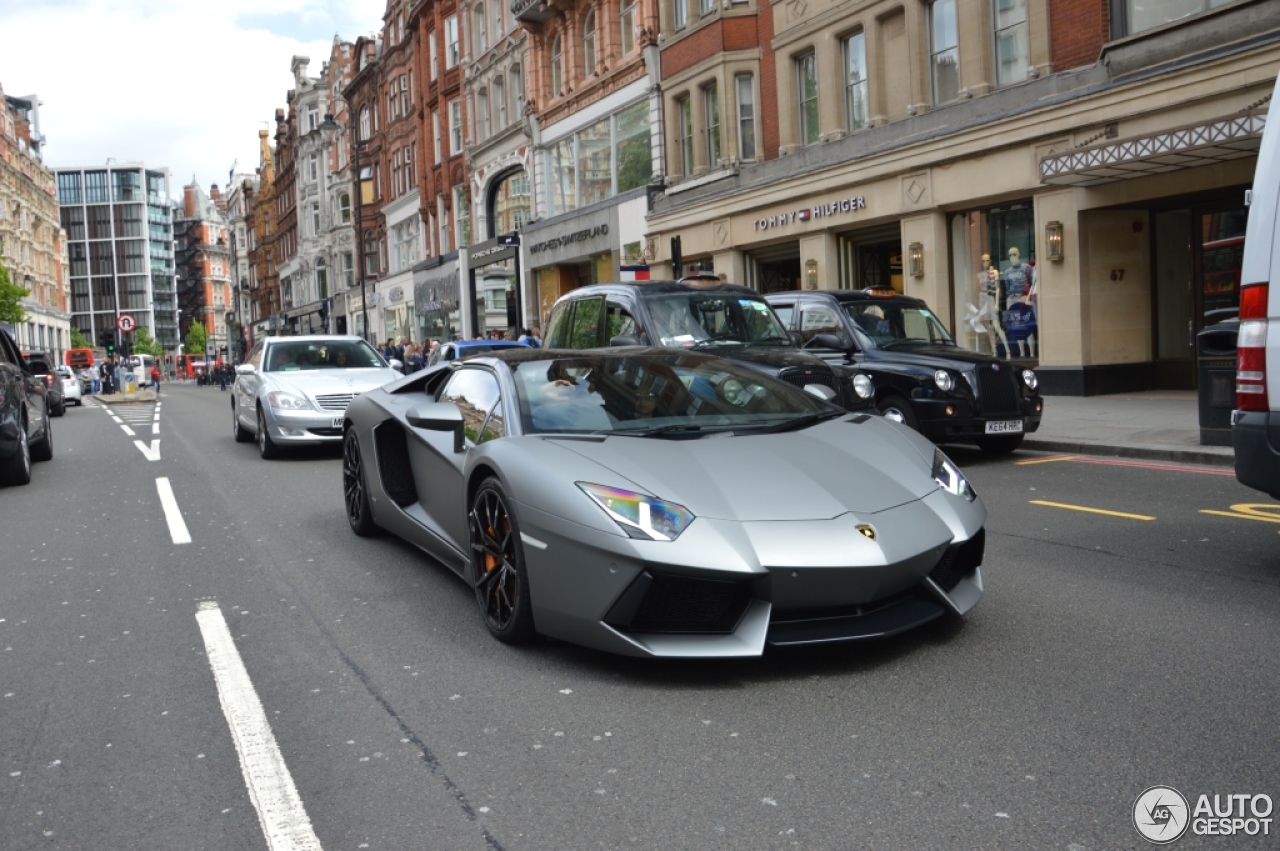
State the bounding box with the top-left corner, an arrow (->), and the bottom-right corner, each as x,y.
0,329 -> 53,485
765,289 -> 1043,453
22,351 -> 66,416
543,278 -> 876,412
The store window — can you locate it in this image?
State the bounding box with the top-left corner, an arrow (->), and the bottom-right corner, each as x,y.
796,52 -> 819,146
735,74 -> 756,160
676,96 -> 694,175
544,101 -> 651,214
842,31 -> 868,132
1114,0 -> 1235,38
948,201 -> 1039,362
703,81 -> 721,165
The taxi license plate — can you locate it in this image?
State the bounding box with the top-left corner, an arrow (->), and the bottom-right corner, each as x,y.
331,416 -> 344,429
985,419 -> 1023,434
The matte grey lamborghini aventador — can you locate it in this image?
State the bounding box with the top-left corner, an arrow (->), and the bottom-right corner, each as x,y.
341,347 -> 985,657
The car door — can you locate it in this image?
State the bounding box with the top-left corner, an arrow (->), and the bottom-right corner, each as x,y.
406,366 -> 507,553
605,299 -> 641,345
1,333 -> 45,443
796,297 -> 857,366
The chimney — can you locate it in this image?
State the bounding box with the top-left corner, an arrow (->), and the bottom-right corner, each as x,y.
210,184 -> 221,201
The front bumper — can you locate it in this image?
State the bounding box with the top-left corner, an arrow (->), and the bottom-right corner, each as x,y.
1232,409 -> 1280,499
518,488 -> 986,658
913,394 -> 1042,443
262,406 -> 347,444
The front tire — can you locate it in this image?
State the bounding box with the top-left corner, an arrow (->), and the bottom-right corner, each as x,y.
978,433 -> 1024,454
342,428 -> 377,536
469,477 -> 535,644
877,394 -> 920,431
256,407 -> 280,459
232,403 -> 251,443
0,423 -> 32,485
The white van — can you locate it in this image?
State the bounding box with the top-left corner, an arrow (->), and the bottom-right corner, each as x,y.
127,354 -> 156,387
1233,70 -> 1280,499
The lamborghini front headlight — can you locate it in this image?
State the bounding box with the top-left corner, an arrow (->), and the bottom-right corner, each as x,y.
577,483 -> 695,541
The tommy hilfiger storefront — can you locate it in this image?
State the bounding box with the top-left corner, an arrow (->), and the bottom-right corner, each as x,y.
645,45 -> 1273,394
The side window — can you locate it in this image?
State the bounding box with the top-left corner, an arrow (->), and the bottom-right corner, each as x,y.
798,303 -> 841,345
568,296 -> 604,348
0,333 -> 15,366
438,368 -> 502,446
605,301 -> 638,342
770,302 -> 795,328
545,302 -> 572,347
248,343 -> 264,370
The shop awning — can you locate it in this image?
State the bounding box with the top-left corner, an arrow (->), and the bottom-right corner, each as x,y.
1039,110 -> 1266,186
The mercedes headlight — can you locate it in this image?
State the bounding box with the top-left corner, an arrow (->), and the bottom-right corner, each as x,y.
577,483 -> 695,541
266,391 -> 314,411
933,369 -> 954,392
931,449 -> 976,502
1021,368 -> 1038,391
852,373 -> 874,399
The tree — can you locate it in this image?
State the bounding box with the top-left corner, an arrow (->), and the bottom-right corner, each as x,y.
184,322 -> 208,355
69,327 -> 92,349
130,326 -> 163,357
0,262 -> 31,327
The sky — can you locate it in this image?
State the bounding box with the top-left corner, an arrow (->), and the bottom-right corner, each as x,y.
0,0 -> 386,197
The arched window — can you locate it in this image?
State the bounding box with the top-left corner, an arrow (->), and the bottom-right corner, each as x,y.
477,87 -> 490,140
620,0 -> 635,54
510,65 -> 524,117
339,192 -> 352,224
474,3 -> 487,55
494,76 -> 507,129
583,11 -> 597,73
550,34 -> 563,94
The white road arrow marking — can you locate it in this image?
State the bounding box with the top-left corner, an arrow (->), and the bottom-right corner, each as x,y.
134,439 -> 161,461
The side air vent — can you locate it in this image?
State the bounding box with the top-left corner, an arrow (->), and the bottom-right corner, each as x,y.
373,422 -> 418,507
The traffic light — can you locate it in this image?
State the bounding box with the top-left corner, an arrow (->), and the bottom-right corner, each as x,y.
106,341 -> 114,355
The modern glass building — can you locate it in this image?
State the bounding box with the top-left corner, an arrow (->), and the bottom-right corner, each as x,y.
54,164 -> 178,352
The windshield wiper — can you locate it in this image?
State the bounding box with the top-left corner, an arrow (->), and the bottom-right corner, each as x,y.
611,423 -> 730,438
755,410 -> 847,434
878,337 -> 932,349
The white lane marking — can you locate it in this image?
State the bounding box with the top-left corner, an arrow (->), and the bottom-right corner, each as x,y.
153,412 -> 160,420
102,408 -> 113,415
195,602 -> 323,851
155,478 -> 191,545
111,416 -> 123,424
134,440 -> 161,461
120,424 -> 136,436
152,423 -> 159,434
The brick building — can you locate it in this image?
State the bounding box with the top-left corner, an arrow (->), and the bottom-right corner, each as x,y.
174,182 -> 233,358
2,84 -> 71,361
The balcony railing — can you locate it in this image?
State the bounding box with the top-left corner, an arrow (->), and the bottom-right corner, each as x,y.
512,0 -> 553,22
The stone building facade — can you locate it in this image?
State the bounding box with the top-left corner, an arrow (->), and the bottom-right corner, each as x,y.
1,84 -> 70,361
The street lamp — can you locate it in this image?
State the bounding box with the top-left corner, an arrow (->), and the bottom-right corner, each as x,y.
319,112 -> 369,344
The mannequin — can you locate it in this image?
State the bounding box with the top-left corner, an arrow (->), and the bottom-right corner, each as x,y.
1002,249 -> 1037,358
975,252 -> 1008,357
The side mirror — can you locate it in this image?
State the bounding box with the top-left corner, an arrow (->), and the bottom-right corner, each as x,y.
388,358 -> 404,372
803,384 -> 838,402
609,334 -> 641,347
810,332 -> 851,351
406,402 -> 466,452
235,363 -> 256,375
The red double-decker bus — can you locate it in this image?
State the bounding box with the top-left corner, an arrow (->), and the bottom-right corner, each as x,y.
175,353 -> 208,380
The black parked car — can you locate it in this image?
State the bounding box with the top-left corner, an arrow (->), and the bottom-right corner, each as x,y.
0,329 -> 53,485
22,350 -> 66,416
765,289 -> 1043,453
543,277 -> 876,412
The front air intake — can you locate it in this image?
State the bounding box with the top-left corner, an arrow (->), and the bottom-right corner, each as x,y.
928,529 -> 985,592
605,572 -> 753,634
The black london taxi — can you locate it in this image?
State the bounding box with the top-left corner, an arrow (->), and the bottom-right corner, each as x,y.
765,288 -> 1043,453
543,276 -> 877,412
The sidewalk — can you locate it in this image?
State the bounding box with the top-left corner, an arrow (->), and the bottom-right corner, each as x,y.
1024,390 -> 1234,467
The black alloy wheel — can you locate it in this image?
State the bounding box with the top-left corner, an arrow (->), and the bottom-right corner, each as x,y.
469,478 -> 535,644
876,394 -> 921,431
232,402 -> 251,443
256,407 -> 280,459
342,428 -> 377,536
0,421 -> 32,485
977,433 -> 1025,454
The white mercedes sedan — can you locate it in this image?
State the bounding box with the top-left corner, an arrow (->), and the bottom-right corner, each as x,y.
231,335 -> 401,459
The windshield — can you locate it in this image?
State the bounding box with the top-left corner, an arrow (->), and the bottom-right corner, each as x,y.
266,340 -> 386,372
643,293 -> 792,347
513,352 -> 839,435
843,302 -> 955,348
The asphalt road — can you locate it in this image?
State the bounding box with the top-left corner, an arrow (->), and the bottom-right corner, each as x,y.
2,382 -> 1277,851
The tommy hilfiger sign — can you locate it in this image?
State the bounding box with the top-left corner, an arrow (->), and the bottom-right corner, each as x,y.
753,196 -> 867,231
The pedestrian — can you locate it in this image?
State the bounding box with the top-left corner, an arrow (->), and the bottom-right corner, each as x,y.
218,362 -> 229,391
150,365 -> 161,396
